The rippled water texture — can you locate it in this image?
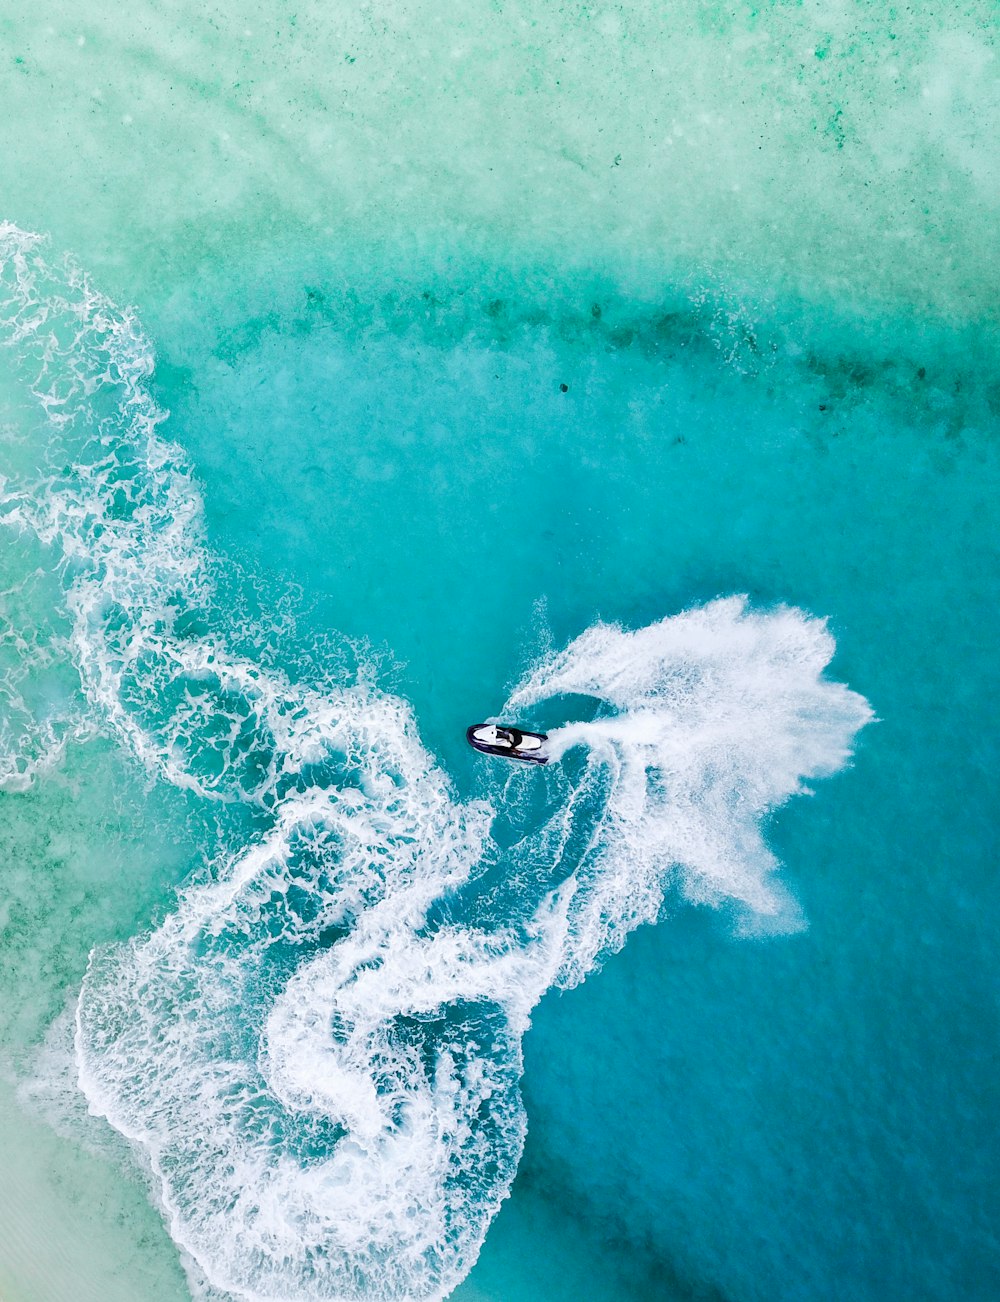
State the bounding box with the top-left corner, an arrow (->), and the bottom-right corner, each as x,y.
0,4 -> 998,1302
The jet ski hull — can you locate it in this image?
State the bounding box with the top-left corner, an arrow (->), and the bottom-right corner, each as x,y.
466,724 -> 549,765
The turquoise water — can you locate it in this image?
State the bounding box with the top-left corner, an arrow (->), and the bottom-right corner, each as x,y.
1,4 -> 999,1301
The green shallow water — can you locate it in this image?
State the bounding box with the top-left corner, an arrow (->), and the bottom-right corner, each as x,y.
1,2 -> 998,1300
2,0 -> 999,316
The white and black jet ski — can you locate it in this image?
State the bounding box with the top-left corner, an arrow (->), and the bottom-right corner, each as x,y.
466,723 -> 549,765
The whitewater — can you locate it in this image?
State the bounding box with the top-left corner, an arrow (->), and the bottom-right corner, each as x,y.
0,225 -> 872,1302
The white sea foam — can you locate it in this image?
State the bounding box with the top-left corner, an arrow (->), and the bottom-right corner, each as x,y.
0,224 -> 872,1300
509,600 -> 874,983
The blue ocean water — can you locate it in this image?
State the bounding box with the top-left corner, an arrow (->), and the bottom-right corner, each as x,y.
1,217 -> 997,1302
153,247 -> 1000,1301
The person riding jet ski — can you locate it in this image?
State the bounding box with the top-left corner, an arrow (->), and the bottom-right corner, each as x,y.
466,723 -> 549,765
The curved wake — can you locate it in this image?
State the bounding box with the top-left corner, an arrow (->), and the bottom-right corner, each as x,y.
510,602 -> 871,983
0,225 -> 872,1301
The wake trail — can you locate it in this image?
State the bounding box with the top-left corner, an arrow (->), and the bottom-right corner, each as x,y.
0,224 -> 873,1302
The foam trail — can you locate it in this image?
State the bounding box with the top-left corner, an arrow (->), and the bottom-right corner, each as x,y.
508,603 -> 874,984
1,225 -> 872,1301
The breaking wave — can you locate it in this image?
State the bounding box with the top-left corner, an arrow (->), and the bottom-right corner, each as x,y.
0,224 -> 872,1301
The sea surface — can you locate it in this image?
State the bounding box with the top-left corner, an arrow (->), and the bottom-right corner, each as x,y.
0,4 -> 998,1302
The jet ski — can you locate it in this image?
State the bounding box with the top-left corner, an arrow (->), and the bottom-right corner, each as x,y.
466,723 -> 549,765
